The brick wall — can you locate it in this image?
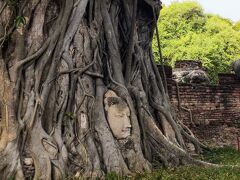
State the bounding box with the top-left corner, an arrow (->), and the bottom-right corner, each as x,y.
170,82 -> 240,127
158,62 -> 240,148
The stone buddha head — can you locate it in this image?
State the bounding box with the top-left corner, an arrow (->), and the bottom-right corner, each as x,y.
104,90 -> 131,139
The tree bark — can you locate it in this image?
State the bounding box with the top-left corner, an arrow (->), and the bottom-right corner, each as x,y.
0,0 -> 209,179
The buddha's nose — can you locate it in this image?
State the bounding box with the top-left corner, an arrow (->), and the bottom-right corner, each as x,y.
124,117 -> 131,128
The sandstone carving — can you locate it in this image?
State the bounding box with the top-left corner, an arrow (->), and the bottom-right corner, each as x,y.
104,90 -> 131,139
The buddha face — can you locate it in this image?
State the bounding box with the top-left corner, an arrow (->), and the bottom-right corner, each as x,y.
104,90 -> 131,139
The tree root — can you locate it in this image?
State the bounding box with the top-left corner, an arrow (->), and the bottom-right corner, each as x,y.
0,0 -> 218,178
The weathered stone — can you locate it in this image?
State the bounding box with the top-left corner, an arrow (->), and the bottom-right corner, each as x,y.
172,60 -> 210,84
23,158 -> 33,166
104,90 -> 131,139
173,69 -> 210,84
186,143 -> 195,152
232,59 -> 240,79
80,113 -> 88,129
74,171 -> 81,178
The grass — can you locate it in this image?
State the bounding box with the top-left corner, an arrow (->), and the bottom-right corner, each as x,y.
202,146 -> 240,165
105,146 -> 240,180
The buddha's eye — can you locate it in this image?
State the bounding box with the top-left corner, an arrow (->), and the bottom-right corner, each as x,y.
116,114 -> 124,118
110,102 -> 117,105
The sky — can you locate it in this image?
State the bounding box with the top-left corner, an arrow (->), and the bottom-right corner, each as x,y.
161,0 -> 240,22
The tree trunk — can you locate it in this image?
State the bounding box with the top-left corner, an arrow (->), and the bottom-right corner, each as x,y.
0,0 -> 209,179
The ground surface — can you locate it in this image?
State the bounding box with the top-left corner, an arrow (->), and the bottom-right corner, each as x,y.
101,146 -> 240,180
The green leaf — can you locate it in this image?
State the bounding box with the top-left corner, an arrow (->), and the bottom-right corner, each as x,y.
15,16 -> 26,28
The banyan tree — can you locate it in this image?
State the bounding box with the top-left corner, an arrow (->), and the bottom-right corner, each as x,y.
0,0 -> 209,179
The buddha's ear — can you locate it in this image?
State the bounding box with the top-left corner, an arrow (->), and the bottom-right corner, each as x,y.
104,97 -> 109,111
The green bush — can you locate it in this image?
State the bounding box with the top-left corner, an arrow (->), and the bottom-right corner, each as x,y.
152,1 -> 240,83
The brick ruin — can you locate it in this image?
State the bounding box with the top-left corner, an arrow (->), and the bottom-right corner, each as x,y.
159,60 -> 240,149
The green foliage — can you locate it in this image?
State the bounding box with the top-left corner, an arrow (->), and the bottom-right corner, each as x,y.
152,1 -> 240,83
149,166 -> 240,180
233,21 -> 240,31
105,172 -> 124,180
6,0 -> 18,7
65,112 -> 75,120
7,177 -> 14,180
15,16 -> 26,28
